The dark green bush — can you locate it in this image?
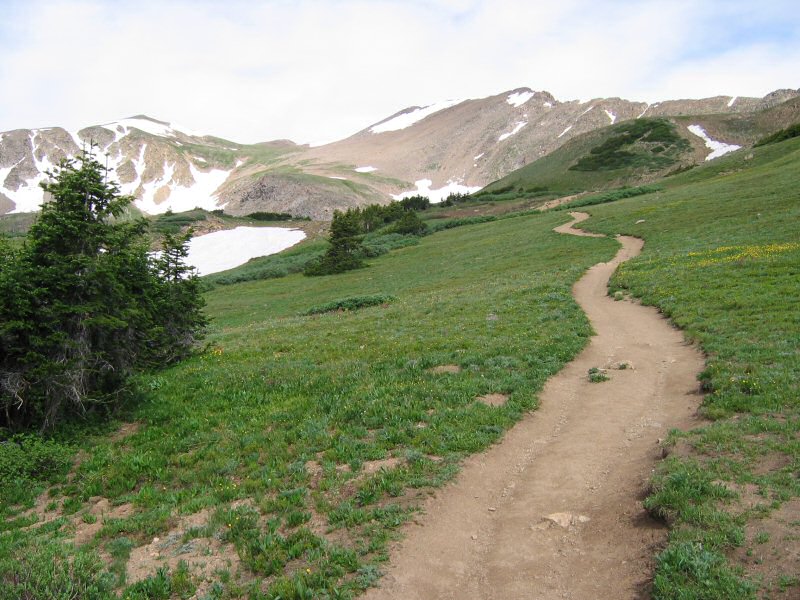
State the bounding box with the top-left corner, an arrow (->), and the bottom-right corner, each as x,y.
754,122 -> 800,147
570,119 -> 689,172
303,294 -> 397,316
246,211 -> 299,221
0,434 -> 72,484
389,211 -> 428,235
399,195 -> 430,211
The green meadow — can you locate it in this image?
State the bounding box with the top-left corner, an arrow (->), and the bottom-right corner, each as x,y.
1,209 -> 615,598
2,131 -> 799,599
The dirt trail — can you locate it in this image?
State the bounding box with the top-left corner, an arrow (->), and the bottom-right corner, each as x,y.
364,212 -> 703,599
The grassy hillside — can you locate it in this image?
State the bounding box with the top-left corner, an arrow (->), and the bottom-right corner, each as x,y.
478,118 -> 695,200
577,136 -> 800,599
479,98 -> 800,205
0,209 -> 616,598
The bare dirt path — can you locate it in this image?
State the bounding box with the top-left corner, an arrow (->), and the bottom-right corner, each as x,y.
363,212 -> 703,599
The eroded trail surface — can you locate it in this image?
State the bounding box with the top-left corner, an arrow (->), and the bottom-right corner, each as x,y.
364,212 -> 703,599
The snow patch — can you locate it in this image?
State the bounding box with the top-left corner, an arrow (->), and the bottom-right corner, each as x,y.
101,125 -> 127,144
328,176 -> 347,180
186,227 -> 306,276
498,121 -> 527,142
687,125 -> 741,160
111,117 -> 174,138
473,153 -> 484,160
169,121 -> 205,137
727,96 -> 737,108
105,117 -> 202,139
67,129 -> 87,151
0,160 -> 41,213
558,125 -> 573,138
637,105 -> 650,119
135,162 -> 232,214
543,101 -> 552,108
580,105 -> 595,116
604,110 -> 617,124
371,99 -> 463,133
392,179 -> 481,203
507,91 -> 534,107
354,166 -> 377,173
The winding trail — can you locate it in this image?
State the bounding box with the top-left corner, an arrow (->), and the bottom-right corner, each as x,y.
364,212 -> 703,599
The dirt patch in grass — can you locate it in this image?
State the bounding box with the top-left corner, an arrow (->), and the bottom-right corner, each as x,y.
111,421 -> 141,443
732,498 -> 800,597
125,507 -> 242,589
752,451 -> 792,476
476,393 -> 509,407
362,457 -> 402,475
715,482 -> 771,517
20,492 -> 64,527
72,498 -> 134,545
429,364 -> 461,374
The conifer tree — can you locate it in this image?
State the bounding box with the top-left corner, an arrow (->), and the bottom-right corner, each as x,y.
304,209 -> 365,275
0,152 -> 205,431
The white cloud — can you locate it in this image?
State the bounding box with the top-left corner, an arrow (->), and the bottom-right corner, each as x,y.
0,0 -> 797,145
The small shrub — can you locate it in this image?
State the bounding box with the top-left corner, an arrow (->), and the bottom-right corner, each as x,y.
0,433 -> 73,503
246,211 -> 298,221
303,295 -> 397,316
588,367 -> 609,383
389,211 -> 428,235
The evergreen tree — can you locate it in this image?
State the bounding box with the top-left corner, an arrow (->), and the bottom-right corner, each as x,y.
391,210 -> 428,235
304,209 -> 365,276
0,152 -> 205,431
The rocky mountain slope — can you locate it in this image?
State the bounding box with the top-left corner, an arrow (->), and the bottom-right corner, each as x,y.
1,88 -> 797,219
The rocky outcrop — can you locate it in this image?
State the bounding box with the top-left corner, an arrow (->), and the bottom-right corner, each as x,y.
218,173 -> 382,221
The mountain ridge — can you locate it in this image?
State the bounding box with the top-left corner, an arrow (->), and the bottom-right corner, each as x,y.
1,86 -> 797,219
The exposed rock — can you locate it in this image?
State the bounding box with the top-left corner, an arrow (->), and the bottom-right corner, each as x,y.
541,512 -> 591,528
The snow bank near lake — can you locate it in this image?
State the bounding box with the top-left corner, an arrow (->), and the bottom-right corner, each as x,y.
687,125 -> 741,160
187,227 -> 306,276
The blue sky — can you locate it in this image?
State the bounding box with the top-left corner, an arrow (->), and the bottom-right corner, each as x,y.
0,0 -> 797,144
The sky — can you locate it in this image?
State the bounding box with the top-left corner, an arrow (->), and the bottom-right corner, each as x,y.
0,0 -> 798,145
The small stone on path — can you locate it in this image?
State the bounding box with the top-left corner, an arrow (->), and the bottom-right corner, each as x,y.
542,512 -> 591,528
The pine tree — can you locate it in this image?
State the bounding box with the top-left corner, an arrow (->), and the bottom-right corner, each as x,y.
0,151 -> 205,431
304,209 -> 365,275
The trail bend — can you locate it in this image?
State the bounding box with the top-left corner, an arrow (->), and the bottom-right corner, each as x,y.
363,212 -> 703,599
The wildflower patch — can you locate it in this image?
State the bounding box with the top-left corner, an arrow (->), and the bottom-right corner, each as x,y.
687,242 -> 800,267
